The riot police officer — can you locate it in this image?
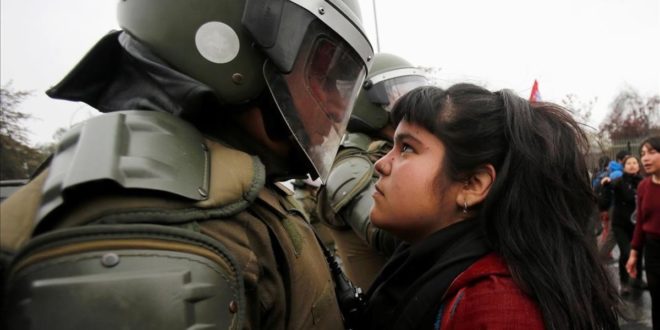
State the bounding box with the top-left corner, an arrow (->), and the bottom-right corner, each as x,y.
316,53 -> 429,290
0,0 -> 373,329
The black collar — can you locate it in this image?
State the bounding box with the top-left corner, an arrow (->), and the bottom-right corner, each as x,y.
364,218 -> 491,330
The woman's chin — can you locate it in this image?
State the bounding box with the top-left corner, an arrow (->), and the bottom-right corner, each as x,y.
369,211 -> 386,229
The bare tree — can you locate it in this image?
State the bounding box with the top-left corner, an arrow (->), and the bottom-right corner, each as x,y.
561,94 -> 609,153
562,93 -> 597,125
600,87 -> 660,139
417,66 -> 442,86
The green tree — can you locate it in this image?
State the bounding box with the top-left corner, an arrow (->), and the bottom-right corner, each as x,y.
0,82 -> 48,179
1,83 -> 32,144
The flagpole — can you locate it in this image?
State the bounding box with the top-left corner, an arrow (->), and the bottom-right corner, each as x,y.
372,0 -> 381,52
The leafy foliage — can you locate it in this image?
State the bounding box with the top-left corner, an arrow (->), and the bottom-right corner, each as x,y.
0,83 -> 48,179
1,82 -> 33,145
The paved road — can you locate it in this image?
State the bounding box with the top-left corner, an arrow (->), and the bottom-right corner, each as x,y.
619,284 -> 653,329
605,250 -> 653,329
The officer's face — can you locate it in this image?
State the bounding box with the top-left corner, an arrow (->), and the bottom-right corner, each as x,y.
371,120 -> 463,243
263,17 -> 367,180
285,39 -> 354,146
287,74 -> 345,146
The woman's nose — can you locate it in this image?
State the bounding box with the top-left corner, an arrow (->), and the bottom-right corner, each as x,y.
374,153 -> 392,176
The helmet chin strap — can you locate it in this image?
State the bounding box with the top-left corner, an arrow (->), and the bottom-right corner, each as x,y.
257,90 -> 291,141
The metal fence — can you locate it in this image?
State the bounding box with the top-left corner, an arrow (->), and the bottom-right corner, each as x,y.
586,133 -> 657,174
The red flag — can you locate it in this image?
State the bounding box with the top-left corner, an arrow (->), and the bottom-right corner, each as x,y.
529,80 -> 541,102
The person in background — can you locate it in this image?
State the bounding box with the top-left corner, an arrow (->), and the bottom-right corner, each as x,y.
593,156 -> 612,186
599,149 -> 631,262
627,135 -> 660,330
602,155 -> 645,294
608,150 -> 631,181
592,156 -> 612,251
362,84 -> 619,329
315,53 -> 429,290
0,0 -> 373,328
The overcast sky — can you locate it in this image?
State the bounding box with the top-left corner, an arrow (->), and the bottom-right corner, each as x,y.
1,0 -> 658,145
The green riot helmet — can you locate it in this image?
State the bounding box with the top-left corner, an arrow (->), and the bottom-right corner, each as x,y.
117,0 -> 374,182
348,53 -> 429,133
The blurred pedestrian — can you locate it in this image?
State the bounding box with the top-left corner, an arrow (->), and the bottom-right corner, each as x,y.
593,156 -> 612,251
608,150 -> 631,181
602,155 -> 645,294
599,150 -> 631,262
627,135 -> 660,330
361,84 -> 619,329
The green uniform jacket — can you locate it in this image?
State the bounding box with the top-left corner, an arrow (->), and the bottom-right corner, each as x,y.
0,114 -> 342,330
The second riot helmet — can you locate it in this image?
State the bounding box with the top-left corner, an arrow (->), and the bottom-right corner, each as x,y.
348,53 -> 428,133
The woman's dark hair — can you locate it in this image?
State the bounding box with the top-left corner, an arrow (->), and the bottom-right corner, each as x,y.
639,135 -> 660,153
390,84 -> 619,329
598,155 -> 611,171
621,155 -> 639,167
615,150 -> 631,162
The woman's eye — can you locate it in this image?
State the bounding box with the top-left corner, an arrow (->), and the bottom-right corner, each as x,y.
401,144 -> 413,153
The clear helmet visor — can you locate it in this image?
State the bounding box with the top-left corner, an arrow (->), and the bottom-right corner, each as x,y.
264,21 -> 366,182
366,75 -> 428,111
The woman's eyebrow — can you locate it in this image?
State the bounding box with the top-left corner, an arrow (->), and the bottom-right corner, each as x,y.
394,132 -> 422,145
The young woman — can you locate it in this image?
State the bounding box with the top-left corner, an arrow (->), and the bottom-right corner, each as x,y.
602,155 -> 645,294
627,136 -> 660,329
363,84 -> 619,329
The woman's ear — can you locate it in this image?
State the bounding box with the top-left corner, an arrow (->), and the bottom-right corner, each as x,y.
456,164 -> 496,209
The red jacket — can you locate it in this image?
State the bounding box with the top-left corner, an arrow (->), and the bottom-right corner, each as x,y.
631,177 -> 660,250
436,253 -> 545,330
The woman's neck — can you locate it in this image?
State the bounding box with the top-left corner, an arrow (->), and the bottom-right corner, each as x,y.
652,174 -> 660,184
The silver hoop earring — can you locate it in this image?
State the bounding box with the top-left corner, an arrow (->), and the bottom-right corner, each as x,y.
463,200 -> 468,214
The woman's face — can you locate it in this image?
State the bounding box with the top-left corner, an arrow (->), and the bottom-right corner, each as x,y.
371,120 -> 462,243
623,157 -> 640,175
641,144 -> 660,176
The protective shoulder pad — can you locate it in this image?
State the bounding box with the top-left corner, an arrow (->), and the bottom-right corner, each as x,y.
6,224 -> 245,329
194,138 -> 265,211
35,111 -> 266,231
38,111 -> 209,221
325,154 -> 374,213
